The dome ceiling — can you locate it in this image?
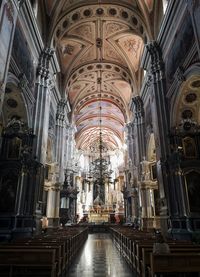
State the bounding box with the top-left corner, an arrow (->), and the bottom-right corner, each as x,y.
47,0 -> 156,152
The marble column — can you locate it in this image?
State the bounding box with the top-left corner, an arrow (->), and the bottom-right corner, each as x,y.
131,96 -> 146,166
33,48 -> 54,164
55,99 -> 68,183
126,122 -> 135,163
45,182 -> 60,227
63,124 -> 70,169
131,188 -> 139,222
141,42 -> 170,226
140,188 -> 148,218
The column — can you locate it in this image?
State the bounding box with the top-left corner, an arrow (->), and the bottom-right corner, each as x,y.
0,0 -> 19,113
33,48 -> 54,164
46,182 -> 61,227
140,188 -> 148,218
131,97 -> 146,227
141,42 -> 170,225
63,124 -> 70,169
126,122 -> 135,163
131,188 -> 139,223
55,99 -> 68,183
131,96 -> 146,165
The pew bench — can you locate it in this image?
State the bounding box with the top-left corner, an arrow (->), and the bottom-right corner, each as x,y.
0,248 -> 57,277
149,252 -> 200,277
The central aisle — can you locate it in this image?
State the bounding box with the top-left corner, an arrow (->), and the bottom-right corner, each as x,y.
67,233 -> 136,277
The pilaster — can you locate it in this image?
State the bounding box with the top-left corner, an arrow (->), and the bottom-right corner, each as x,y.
141,41 -> 170,232
44,181 -> 61,228
131,96 -> 146,165
55,99 -> 68,183
33,48 -> 54,164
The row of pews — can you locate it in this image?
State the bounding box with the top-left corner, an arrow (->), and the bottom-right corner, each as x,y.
110,226 -> 200,277
0,226 -> 88,277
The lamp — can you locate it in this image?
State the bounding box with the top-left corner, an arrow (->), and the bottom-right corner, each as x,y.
86,31 -> 113,205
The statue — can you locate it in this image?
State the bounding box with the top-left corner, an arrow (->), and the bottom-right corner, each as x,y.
140,157 -> 150,181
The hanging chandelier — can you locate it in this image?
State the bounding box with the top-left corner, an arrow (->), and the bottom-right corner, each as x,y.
88,73 -> 113,185
87,30 -> 113,186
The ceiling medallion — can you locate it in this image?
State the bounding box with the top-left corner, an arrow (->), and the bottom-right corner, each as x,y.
7,98 -> 18,108
182,109 -> 193,119
109,8 -> 117,16
96,8 -> 104,15
185,93 -> 197,103
191,80 -> 200,88
5,87 -> 12,93
96,38 -> 102,48
83,9 -> 92,17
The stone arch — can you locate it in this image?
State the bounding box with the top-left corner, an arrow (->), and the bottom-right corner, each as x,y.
170,71 -> 200,129
3,73 -> 30,127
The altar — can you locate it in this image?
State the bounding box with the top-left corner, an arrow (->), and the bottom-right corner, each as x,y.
88,204 -> 113,223
89,212 -> 109,223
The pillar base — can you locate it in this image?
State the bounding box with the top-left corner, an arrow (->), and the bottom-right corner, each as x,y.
47,217 -> 60,228
141,217 -> 161,230
0,215 -> 35,242
168,228 -> 192,240
168,217 -> 193,240
168,216 -> 200,240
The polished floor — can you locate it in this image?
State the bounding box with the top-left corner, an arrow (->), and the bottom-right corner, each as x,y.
66,233 -> 137,277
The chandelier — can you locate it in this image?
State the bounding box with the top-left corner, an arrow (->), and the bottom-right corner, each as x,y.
88,73 -> 113,186
87,35 -> 112,188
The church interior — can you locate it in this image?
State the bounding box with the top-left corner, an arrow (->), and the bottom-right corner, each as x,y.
0,0 -> 200,276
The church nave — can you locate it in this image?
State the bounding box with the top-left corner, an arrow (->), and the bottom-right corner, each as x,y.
67,233 -> 135,277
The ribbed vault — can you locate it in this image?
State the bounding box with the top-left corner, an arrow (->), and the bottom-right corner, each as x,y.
45,0 -> 161,153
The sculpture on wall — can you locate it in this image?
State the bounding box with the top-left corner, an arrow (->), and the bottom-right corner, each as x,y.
140,157 -> 151,181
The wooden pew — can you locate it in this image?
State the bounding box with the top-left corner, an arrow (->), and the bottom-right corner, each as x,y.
149,252 -> 200,277
0,248 -> 57,277
0,242 -> 63,276
141,246 -> 200,277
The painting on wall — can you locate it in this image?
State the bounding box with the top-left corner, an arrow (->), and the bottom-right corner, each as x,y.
0,173 -> 18,213
182,137 -> 197,159
185,171 -> 200,213
12,21 -> 35,88
7,137 -> 21,159
0,1 -> 17,84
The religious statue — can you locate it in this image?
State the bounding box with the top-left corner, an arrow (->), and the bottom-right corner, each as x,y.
140,157 -> 150,181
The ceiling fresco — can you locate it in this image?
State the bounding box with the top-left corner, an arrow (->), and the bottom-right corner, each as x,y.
46,0 -> 158,153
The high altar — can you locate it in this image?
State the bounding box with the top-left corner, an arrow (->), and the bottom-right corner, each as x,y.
77,179 -> 124,224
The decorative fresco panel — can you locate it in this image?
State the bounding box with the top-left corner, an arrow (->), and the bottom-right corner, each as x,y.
12,21 -> 35,88
166,12 -> 195,83
0,0 -> 17,84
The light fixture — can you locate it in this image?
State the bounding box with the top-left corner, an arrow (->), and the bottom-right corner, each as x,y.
86,17 -> 113,205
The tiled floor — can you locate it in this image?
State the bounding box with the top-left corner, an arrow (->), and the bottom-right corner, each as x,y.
66,233 -> 137,277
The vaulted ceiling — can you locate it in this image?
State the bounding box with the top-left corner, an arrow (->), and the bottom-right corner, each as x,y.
45,0 -> 162,153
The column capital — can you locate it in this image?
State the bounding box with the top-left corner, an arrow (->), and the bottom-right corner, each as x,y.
56,99 -> 68,125
37,48 -> 55,79
175,66 -> 186,83
131,96 -> 144,118
142,41 -> 165,82
126,122 -> 134,132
